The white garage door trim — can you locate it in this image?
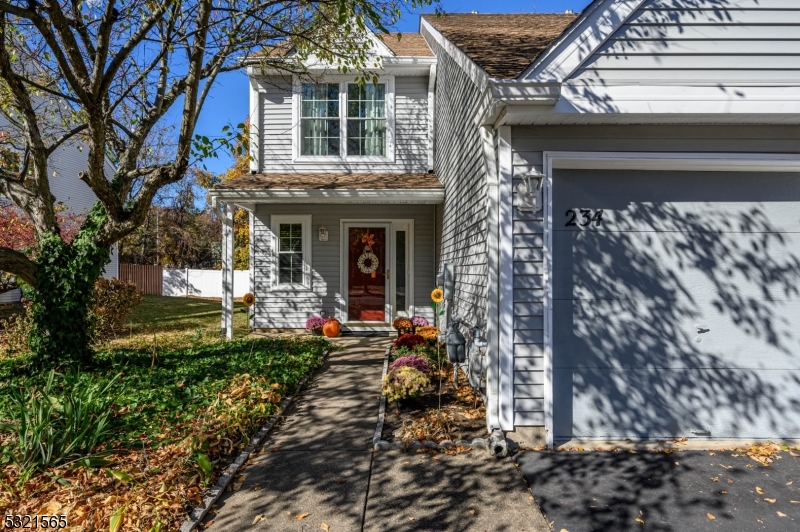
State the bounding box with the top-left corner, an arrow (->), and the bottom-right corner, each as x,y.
541,151 -> 800,448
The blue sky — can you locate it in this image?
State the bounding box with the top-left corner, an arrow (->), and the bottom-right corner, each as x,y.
193,0 -> 587,175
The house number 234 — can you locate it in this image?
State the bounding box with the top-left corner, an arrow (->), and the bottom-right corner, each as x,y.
566,209 -> 604,227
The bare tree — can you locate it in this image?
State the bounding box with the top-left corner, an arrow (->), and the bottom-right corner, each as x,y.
0,0 -> 433,365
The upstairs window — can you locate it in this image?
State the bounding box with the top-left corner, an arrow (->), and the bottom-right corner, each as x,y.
347,83 -> 386,157
300,83 -> 340,156
297,80 -> 391,159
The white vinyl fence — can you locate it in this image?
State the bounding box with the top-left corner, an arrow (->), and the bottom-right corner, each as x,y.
163,269 -> 251,298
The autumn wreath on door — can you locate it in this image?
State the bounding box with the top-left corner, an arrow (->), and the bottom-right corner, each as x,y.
357,232 -> 379,278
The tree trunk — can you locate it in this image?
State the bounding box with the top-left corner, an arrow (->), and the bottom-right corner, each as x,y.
27,208 -> 111,368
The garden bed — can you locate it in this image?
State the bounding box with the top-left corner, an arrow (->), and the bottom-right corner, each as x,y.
0,295 -> 329,531
379,331 -> 487,446
381,364 -> 487,444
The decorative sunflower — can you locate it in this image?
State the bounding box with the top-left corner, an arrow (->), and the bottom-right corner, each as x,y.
431,288 -> 444,304
242,292 -> 256,307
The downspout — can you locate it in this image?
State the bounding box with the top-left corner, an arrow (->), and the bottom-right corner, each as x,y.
481,125 -> 501,431
427,63 -> 437,172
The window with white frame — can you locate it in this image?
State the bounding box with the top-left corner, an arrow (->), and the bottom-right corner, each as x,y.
300,83 -> 340,156
297,80 -> 390,159
271,215 -> 311,289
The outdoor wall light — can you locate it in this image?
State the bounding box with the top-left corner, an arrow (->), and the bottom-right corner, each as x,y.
318,226 -> 328,241
517,172 -> 543,213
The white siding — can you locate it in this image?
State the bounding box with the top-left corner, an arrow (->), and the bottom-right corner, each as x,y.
510,124 -> 800,428
255,75 -> 429,173
571,0 -> 800,84
252,203 -> 436,329
424,33 -> 490,328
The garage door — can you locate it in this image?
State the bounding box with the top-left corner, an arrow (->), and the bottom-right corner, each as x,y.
552,169 -> 800,440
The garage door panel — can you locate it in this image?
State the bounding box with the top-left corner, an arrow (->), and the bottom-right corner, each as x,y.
551,168 -> 800,440
552,228 -> 800,302
554,298 -> 800,370
553,367 -> 800,440
553,170 -> 800,235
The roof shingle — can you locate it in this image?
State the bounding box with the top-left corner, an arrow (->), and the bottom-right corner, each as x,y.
214,173 -> 442,190
422,13 -> 578,79
380,33 -> 434,57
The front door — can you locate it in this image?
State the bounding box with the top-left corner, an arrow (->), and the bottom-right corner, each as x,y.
344,221 -> 414,323
346,225 -> 389,322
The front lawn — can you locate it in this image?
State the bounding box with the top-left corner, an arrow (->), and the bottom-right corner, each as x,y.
0,296 -> 328,530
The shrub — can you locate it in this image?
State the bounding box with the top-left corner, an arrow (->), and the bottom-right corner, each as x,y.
0,300 -> 34,359
91,277 -> 144,340
382,366 -> 428,402
413,343 -> 448,372
391,317 -> 412,332
305,316 -> 325,332
0,278 -> 142,357
390,355 -> 431,374
0,371 -> 122,480
393,333 -> 425,350
416,325 -> 440,343
410,316 -> 429,328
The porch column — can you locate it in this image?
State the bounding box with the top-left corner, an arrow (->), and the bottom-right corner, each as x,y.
221,202 -> 234,339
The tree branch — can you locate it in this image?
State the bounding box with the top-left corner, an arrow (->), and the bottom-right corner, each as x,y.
0,246 -> 37,287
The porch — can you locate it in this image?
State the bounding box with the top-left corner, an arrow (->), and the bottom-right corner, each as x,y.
210,173 -> 444,338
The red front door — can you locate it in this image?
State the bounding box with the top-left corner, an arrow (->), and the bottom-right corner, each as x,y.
347,226 -> 386,321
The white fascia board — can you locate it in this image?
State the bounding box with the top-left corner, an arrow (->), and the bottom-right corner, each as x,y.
208,188 -> 445,204
489,80 -> 561,103
248,59 -> 435,78
520,0 -> 647,83
546,151 -> 800,173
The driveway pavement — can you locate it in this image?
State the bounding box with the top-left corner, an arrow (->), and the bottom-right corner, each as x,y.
205,337 -> 549,531
515,449 -> 800,532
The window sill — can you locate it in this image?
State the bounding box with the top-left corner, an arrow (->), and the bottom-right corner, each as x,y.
293,155 -> 395,164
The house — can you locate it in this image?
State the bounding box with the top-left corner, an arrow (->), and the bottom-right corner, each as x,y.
212,0 -> 800,447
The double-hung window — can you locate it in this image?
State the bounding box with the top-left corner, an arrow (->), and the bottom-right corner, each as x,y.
271,215 -> 312,289
297,80 -> 391,159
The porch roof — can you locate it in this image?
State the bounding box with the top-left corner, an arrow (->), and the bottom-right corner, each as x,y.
210,172 -> 444,204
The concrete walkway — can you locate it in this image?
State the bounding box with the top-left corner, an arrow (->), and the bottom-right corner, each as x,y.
206,337 -> 550,532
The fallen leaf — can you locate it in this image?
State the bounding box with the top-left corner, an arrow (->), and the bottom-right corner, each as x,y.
709,452 -> 716,456
432,456 -> 440,461
253,484 -> 262,491
559,529 -> 569,532
711,477 -> 719,482
296,513 -> 309,521
232,482 -> 242,491
788,481 -> 794,486
321,524 -> 329,531
335,478 -> 347,484
720,490 -> 728,494
727,478 -> 734,484
790,451 -> 799,457
468,509 -> 477,515
635,517 -> 645,524
707,513 -> 715,520
777,511 -> 787,517
756,486 -> 764,494
765,498 -> 777,503
790,500 -> 800,504
252,515 -> 266,524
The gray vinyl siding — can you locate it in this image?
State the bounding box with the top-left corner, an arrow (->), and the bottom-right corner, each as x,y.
510,124 -> 800,428
256,75 -> 429,173
252,203 -> 435,329
425,35 -> 490,328
571,0 -> 800,84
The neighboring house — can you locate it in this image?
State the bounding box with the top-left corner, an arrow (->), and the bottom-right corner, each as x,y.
212,0 -> 800,446
0,133 -> 120,304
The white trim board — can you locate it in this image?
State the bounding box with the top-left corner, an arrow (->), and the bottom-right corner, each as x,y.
540,150 -> 800,448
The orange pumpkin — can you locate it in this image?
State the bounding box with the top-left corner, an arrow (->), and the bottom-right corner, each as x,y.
323,318 -> 341,338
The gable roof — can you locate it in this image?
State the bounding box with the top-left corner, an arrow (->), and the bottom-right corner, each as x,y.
380,33 -> 434,57
256,32 -> 433,60
421,13 -> 578,79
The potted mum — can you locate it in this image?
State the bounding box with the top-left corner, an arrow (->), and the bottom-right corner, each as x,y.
305,316 -> 326,336
391,316 -> 413,336
410,315 -> 429,332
